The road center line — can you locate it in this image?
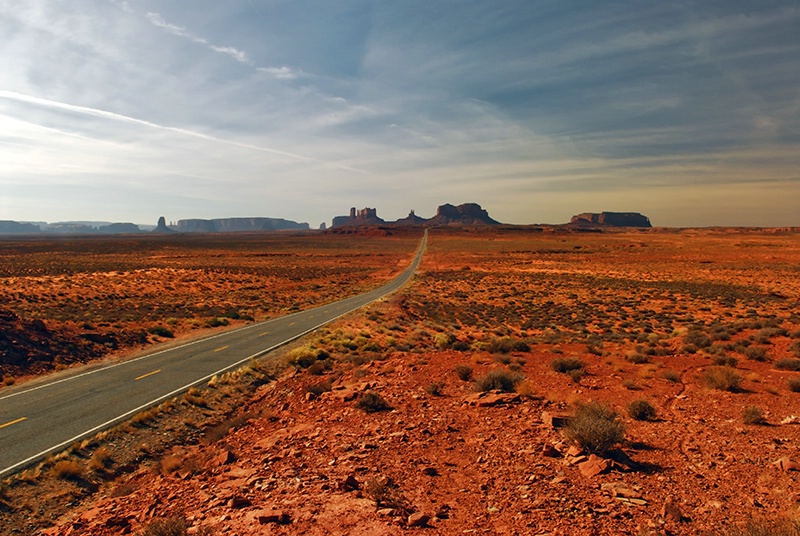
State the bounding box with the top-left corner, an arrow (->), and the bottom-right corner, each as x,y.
0,417 -> 27,429
258,331 -> 269,337
214,345 -> 229,352
135,370 -> 161,381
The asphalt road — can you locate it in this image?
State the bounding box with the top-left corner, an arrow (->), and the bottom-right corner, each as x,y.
0,231 -> 426,478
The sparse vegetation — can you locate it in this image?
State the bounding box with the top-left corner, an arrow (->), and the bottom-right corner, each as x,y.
627,399 -> 657,421
703,366 -> 743,392
564,401 -> 625,456
775,358 -> 800,371
551,357 -> 586,374
425,381 -> 445,396
454,364 -> 473,381
742,406 -> 767,425
50,459 -> 84,480
473,369 -> 523,393
788,377 -> 800,393
138,516 -> 189,536
355,391 -> 391,413
147,325 -> 174,338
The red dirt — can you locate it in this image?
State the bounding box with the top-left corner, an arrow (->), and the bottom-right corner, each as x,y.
3,227 -> 800,535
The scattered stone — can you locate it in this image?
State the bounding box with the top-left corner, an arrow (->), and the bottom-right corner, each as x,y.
340,474 -> 360,491
408,512 -> 431,527
228,496 -> 251,509
542,444 -> 562,458
774,457 -> 800,471
211,450 -> 235,466
781,415 -> 800,425
578,455 -> 612,478
422,467 -> 439,476
463,391 -> 521,407
661,497 -> 683,522
254,509 -> 292,525
542,411 -> 571,429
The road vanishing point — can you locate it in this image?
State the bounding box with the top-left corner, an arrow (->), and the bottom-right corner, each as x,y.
0,231 -> 427,478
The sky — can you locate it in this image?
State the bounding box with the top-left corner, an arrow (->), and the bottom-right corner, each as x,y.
1,1 -> 799,228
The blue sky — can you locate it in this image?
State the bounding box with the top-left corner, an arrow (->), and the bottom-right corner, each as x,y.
1,1 -> 799,227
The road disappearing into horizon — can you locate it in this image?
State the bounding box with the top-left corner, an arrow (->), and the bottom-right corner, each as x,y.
0,231 -> 427,479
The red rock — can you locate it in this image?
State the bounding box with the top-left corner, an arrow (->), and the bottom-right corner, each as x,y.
463,391 -> 521,407
774,457 -> 800,471
340,474 -> 360,491
578,455 -> 612,478
542,444 -> 561,458
422,467 -> 439,476
407,512 -> 431,527
254,510 -> 292,525
542,411 -> 571,429
228,496 -> 251,508
661,497 -> 682,522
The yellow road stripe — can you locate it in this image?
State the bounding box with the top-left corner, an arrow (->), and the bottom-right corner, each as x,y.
0,417 -> 26,430
135,369 -> 161,381
289,322 -> 296,326
258,331 -> 269,337
214,345 -> 229,352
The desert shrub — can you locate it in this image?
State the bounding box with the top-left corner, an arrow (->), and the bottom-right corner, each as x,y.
775,358 -> 800,371
703,366 -> 743,392
683,330 -> 711,350
564,401 -> 625,456
355,391 -> 391,413
159,455 -> 184,475
627,399 -> 657,421
364,477 -> 409,513
89,447 -> 114,471
713,355 -> 738,367
661,370 -> 680,383
306,380 -> 332,399
488,337 -> 530,354
288,346 -> 327,369
51,459 -> 83,480
425,382 -> 445,396
452,340 -> 471,351
435,332 -> 456,350
454,364 -> 473,381
183,387 -> 206,407
1,375 -> 14,387
551,357 -> 586,374
147,326 -> 174,338
139,516 -> 189,536
205,317 -> 229,328
743,406 -> 767,425
792,340 -> 800,357
744,346 -> 769,362
567,368 -> 586,384
787,377 -> 800,393
625,352 -> 650,364
473,369 -> 523,393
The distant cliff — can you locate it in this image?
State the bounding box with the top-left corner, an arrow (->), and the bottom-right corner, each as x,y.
426,203 -> 499,225
331,203 -> 500,228
175,217 -> 309,232
0,221 -> 41,234
570,212 -> 652,228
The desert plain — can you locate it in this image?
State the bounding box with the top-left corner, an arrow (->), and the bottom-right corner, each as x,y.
1,226 -> 800,535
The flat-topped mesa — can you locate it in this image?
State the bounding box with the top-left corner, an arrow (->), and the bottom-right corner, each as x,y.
174,217 -> 309,232
570,212 -> 652,228
427,203 -> 500,225
331,207 -> 386,228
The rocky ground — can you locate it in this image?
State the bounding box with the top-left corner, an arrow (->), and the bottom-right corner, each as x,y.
2,227 -> 800,535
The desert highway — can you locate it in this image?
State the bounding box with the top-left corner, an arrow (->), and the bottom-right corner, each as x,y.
0,231 -> 426,478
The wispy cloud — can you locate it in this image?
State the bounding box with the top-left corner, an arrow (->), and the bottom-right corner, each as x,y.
146,11 -> 250,64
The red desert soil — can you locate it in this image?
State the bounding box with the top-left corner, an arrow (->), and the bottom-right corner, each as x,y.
2,226 -> 800,535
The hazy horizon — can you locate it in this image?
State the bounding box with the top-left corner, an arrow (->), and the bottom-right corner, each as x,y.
2,1 -> 799,228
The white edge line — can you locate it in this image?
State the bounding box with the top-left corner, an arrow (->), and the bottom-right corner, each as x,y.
0,232 -> 425,478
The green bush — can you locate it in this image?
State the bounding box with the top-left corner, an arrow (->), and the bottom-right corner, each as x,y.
473,369 -> 523,393
743,406 -> 767,425
787,377 -> 800,393
355,391 -> 391,413
564,401 -> 625,456
627,399 -> 657,421
775,358 -> 800,371
454,364 -> 473,381
703,366 -> 742,392
147,326 -> 174,338
488,337 -> 530,354
551,357 -> 586,374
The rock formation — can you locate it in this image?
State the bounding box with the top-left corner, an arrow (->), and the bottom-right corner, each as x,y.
426,203 -> 500,225
98,222 -> 142,234
0,221 -> 41,234
175,217 -> 309,232
570,212 -> 652,228
393,210 -> 427,226
331,208 -> 386,228
152,216 -> 175,233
